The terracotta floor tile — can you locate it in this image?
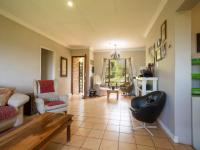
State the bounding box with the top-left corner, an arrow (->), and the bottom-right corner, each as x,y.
103,131 -> 119,141
119,133 -> 135,143
120,120 -> 132,127
137,145 -> 156,150
135,135 -> 154,147
108,119 -> 120,125
66,135 -> 86,147
106,125 -> 120,132
80,122 -> 95,129
63,95 -> 193,149
75,128 -> 91,137
148,129 -> 168,138
82,137 -> 101,150
99,140 -> 118,150
118,142 -> 137,150
120,126 -> 133,133
61,146 -> 80,150
173,144 -> 194,150
41,142 -> 64,150
134,128 -> 150,136
152,137 -> 174,150
88,129 -> 104,138
93,124 -> 107,130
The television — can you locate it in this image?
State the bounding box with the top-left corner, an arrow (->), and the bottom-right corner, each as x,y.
197,33 -> 200,53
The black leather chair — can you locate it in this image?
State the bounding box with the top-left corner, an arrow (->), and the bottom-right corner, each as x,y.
130,91 -> 166,135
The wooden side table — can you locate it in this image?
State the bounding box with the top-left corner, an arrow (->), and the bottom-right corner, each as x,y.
107,89 -> 119,100
24,93 -> 38,116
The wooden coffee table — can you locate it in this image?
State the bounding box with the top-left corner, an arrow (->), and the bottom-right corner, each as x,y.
0,113 -> 73,150
107,89 -> 119,100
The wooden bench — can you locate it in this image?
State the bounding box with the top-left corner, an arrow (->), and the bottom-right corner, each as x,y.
0,113 -> 73,150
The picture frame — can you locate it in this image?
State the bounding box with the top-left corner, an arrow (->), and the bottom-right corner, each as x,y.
161,20 -> 167,42
156,48 -> 162,61
157,38 -> 162,48
60,57 -> 68,77
149,44 -> 155,58
161,42 -> 167,58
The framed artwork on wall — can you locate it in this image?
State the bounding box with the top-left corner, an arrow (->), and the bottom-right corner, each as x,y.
148,44 -> 156,64
161,20 -> 167,42
161,42 -> 167,58
60,57 -> 68,77
156,48 -> 162,61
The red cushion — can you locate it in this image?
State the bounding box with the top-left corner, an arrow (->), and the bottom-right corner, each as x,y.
44,101 -> 65,106
38,80 -> 55,93
0,106 -> 17,122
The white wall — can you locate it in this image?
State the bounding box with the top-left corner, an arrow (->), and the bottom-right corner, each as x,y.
145,0 -> 192,144
0,15 -> 71,94
174,11 -> 192,144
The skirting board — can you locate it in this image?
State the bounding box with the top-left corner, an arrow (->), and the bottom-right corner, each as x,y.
158,119 -> 179,143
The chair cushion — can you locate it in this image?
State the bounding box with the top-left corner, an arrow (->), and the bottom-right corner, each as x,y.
0,106 -> 17,122
45,103 -> 67,111
44,100 -> 65,106
38,80 -> 55,93
38,92 -> 59,101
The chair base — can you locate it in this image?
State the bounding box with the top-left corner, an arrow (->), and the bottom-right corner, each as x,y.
129,108 -> 157,136
133,122 -> 157,136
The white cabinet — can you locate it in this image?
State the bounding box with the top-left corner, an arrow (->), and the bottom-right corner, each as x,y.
192,96 -> 200,150
135,77 -> 158,96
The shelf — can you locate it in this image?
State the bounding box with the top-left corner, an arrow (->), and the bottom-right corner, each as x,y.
192,58 -> 200,65
192,88 -> 200,95
192,73 -> 200,79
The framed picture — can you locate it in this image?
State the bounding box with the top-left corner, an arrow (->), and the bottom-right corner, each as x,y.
156,48 -> 162,61
161,20 -> 167,42
149,44 -> 155,58
60,57 -> 68,77
157,38 -> 162,48
161,42 -> 167,58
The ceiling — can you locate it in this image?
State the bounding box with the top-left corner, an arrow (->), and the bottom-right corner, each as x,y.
0,0 -> 165,50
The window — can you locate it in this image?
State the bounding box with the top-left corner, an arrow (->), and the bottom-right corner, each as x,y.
105,58 -> 128,86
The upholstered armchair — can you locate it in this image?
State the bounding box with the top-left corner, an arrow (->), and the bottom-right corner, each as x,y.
93,75 -> 110,96
33,80 -> 68,114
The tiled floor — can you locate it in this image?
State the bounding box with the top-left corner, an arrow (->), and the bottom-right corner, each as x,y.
41,95 -> 194,150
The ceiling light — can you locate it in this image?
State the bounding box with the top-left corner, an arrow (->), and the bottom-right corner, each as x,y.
67,0 -> 73,7
111,44 -> 120,60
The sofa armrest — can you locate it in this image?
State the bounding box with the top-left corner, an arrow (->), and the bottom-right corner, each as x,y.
59,95 -> 68,104
8,93 -> 29,108
35,98 -> 45,114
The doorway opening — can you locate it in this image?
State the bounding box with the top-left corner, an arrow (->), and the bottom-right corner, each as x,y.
71,56 -> 86,97
41,48 -> 54,80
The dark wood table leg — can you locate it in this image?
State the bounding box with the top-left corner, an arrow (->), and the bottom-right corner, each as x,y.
67,124 -> 71,142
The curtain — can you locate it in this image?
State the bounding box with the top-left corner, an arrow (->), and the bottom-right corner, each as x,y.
101,58 -> 107,84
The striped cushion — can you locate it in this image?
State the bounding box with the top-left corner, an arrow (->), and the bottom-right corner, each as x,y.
0,106 -> 17,122
44,101 -> 65,106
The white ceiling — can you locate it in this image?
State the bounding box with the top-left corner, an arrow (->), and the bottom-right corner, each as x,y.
0,0 -> 166,50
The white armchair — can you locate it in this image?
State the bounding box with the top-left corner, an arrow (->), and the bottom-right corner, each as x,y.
93,75 -> 110,96
33,80 -> 68,114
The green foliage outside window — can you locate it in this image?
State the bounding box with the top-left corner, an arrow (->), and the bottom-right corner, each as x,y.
105,59 -> 128,86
